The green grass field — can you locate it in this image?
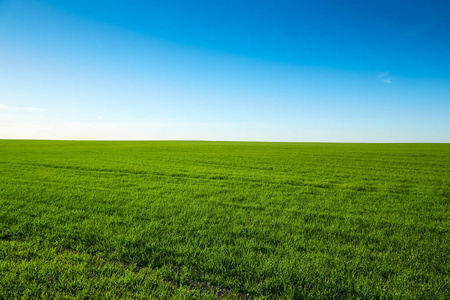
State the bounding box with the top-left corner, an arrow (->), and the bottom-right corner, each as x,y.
0,140 -> 449,299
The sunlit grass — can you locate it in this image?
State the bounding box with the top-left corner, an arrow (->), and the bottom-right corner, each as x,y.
1,140 -> 449,299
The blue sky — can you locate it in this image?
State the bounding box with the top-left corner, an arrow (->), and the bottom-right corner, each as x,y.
1,0 -> 449,142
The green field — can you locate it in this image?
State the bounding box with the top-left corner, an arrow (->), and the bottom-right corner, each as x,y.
0,140 -> 449,299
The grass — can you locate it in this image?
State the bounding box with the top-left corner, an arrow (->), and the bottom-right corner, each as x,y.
0,140 -> 449,299
0,238 -> 221,299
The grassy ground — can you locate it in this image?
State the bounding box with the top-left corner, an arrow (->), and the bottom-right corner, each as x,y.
0,140 -> 449,299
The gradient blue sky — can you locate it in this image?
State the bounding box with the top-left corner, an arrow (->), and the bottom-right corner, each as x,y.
1,0 -> 449,142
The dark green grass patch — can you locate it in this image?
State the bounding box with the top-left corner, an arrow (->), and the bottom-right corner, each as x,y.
0,238 -> 224,299
0,140 -> 449,299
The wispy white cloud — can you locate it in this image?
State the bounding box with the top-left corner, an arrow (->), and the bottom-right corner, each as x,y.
0,104 -> 45,112
377,72 -> 390,78
378,72 -> 392,84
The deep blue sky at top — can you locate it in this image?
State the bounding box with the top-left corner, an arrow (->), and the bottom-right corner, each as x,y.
0,0 -> 449,141
39,0 -> 450,77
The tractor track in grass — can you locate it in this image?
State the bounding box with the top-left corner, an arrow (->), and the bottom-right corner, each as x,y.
57,244 -> 255,299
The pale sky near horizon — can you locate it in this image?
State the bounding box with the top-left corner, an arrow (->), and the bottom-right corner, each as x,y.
1,0 -> 449,142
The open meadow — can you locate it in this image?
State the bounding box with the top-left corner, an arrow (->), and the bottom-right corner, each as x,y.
0,140 -> 449,299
